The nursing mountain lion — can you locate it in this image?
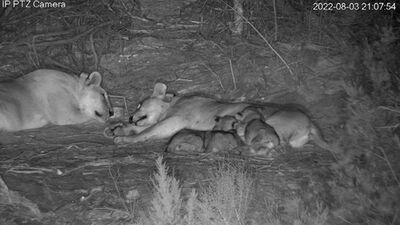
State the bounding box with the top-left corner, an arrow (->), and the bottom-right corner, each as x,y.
110,83 -> 336,153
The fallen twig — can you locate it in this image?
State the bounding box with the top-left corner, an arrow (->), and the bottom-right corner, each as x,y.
6,165 -> 56,175
377,147 -> 400,188
201,62 -> 225,90
378,106 -> 400,114
228,59 -> 237,90
90,32 -> 100,71
273,0 -> 278,41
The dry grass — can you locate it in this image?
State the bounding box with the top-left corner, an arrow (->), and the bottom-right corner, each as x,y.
131,157 -> 332,225
136,157 -> 253,225
259,197 -> 329,225
0,0 -> 144,73
146,157 -> 183,225
195,163 -> 253,225
328,22 -> 400,224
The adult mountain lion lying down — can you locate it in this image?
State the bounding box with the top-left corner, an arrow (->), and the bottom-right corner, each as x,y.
110,83 -> 337,153
0,69 -> 111,131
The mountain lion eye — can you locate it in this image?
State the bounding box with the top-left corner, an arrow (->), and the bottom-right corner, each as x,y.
137,103 -> 141,109
95,111 -> 103,117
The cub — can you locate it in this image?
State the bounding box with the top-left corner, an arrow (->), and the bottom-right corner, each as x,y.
243,119 -> 280,155
216,112 -> 279,156
166,129 -> 205,153
240,106 -> 338,153
166,116 -> 241,154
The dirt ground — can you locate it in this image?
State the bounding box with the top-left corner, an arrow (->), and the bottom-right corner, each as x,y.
1,0 -> 398,225
0,122 -> 335,225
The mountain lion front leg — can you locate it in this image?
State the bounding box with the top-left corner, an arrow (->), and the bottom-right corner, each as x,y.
114,116 -> 186,144
115,123 -> 148,136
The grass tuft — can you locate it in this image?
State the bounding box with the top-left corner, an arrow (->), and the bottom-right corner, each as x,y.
148,157 -> 182,225
196,163 -> 253,225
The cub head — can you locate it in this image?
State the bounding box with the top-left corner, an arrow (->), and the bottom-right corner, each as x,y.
129,83 -> 174,126
235,106 -> 263,122
78,72 -> 111,122
213,115 -> 238,131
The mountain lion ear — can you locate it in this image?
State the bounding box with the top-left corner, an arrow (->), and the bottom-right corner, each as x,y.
79,72 -> 102,87
152,83 -> 167,99
87,72 -> 102,86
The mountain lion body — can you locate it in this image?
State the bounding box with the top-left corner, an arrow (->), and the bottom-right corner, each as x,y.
0,69 -> 109,131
